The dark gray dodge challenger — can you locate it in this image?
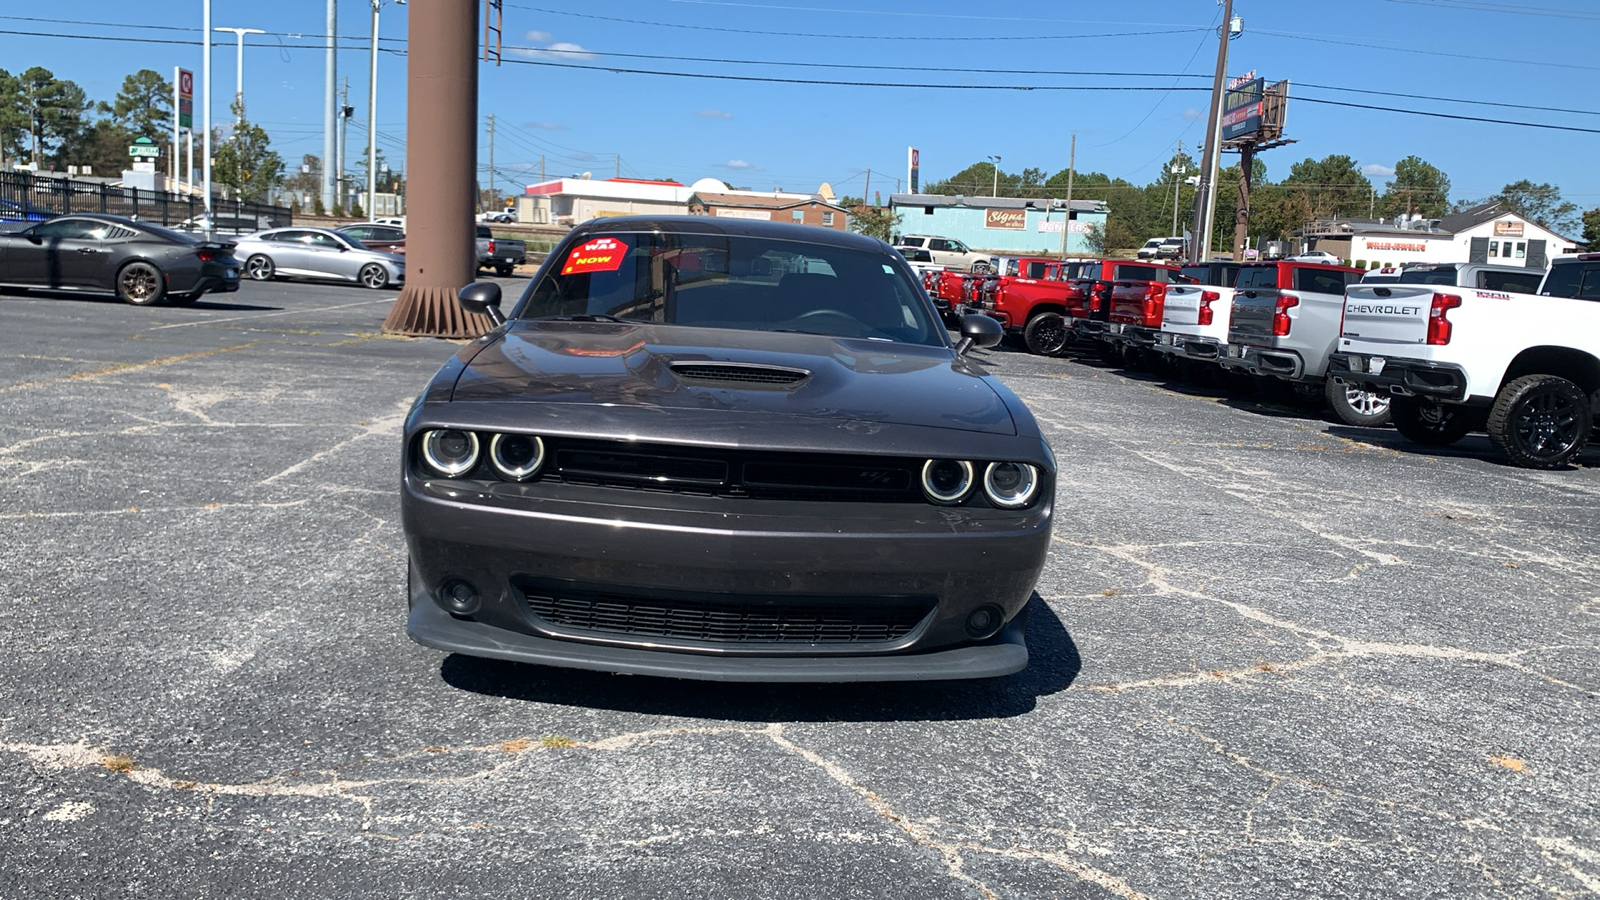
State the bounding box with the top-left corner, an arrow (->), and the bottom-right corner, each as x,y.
403,216 -> 1053,681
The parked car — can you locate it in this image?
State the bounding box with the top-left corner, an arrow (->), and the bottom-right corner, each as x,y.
337,222 -> 406,254
896,245 -> 943,278
1328,258 -> 1581,466
1061,259 -> 1188,361
403,216 -> 1051,681
1152,262 -> 1242,369
475,223 -> 526,276
171,213 -> 273,236
373,216 -> 406,228
1136,238 -> 1163,260
895,234 -> 989,272
0,213 -> 239,305
1154,236 -> 1187,260
234,227 -> 405,289
480,210 -> 516,223
1289,250 -> 1344,264
0,199 -> 53,224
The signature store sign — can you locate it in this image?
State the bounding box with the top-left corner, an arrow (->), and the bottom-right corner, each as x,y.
985,209 -> 1026,230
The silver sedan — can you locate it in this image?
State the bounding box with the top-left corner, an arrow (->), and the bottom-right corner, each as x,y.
234,227 -> 405,289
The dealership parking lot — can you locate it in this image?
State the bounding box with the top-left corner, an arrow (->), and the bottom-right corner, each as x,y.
1,280 -> 1596,898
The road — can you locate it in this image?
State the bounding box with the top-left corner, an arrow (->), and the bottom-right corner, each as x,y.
1,279 -> 1596,898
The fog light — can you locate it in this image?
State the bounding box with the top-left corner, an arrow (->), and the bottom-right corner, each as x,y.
920,458 -> 975,504
489,433 -> 545,480
965,605 -> 1004,639
421,429 -> 480,477
983,461 -> 1040,509
439,579 -> 481,616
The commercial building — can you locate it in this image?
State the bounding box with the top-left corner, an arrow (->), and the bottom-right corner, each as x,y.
519,177 -> 850,231
1303,202 -> 1580,269
687,190 -> 848,230
887,194 -> 1109,256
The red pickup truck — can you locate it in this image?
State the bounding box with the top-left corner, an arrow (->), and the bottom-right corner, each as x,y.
966,259 -> 1104,355
1063,260 -> 1188,359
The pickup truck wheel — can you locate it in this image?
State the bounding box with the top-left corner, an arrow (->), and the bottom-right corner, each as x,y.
1486,374 -> 1592,469
1023,313 -> 1069,356
1390,398 -> 1472,447
1325,379 -> 1391,427
495,264 -> 514,276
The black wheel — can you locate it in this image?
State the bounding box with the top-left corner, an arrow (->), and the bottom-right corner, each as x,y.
167,292 -> 199,307
1023,313 -> 1069,356
1486,374 -> 1592,469
495,264 -> 514,277
1390,397 -> 1473,447
115,261 -> 165,306
1325,379 -> 1391,427
244,254 -> 275,281
359,263 -> 389,290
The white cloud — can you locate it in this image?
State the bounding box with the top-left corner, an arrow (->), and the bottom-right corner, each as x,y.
1362,163 -> 1397,178
696,109 -> 734,120
1181,108 -> 1203,121
716,159 -> 762,171
524,121 -> 568,131
508,35 -> 594,61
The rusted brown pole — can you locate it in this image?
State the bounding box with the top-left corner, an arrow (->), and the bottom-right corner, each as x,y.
383,0 -> 491,337
1233,142 -> 1254,261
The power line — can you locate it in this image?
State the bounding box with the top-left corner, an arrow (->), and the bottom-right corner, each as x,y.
664,0 -> 1205,26
504,5 -> 1209,41
1382,0 -> 1600,20
1255,29 -> 1600,73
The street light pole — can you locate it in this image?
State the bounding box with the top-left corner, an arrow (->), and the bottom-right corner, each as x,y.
214,27 -> 264,120
202,0 -> 212,222
365,1 -> 398,221
322,0 -> 338,214
988,155 -> 1001,198
1188,0 -> 1237,263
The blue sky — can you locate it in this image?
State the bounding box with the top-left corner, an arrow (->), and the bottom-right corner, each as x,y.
4,1 -> 1599,208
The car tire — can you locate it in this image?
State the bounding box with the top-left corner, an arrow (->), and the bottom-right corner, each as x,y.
1390,397 -> 1473,447
359,263 -> 390,290
1486,374 -> 1592,469
1023,312 -> 1069,356
245,254 -> 275,281
115,261 -> 165,306
1325,379 -> 1391,426
495,264 -> 514,277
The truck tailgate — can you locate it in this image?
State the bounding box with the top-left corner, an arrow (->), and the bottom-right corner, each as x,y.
1228,289 -> 1282,341
1161,284 -> 1213,329
1341,285 -> 1434,345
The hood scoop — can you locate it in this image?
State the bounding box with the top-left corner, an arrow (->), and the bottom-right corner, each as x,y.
669,361 -> 811,389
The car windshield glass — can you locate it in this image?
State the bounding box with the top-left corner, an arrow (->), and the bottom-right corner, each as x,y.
1399,265 -> 1457,285
520,231 -> 944,345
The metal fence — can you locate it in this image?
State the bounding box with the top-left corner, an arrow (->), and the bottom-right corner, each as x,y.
0,171 -> 292,233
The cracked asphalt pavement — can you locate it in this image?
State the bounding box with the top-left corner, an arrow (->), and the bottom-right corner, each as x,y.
1,280 -> 1596,898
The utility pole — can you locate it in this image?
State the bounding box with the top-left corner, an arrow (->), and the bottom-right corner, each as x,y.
366,0 -> 382,222
485,113 -> 496,211
202,0 -> 213,220
338,78 -> 350,212
1232,143 -> 1255,260
1189,0 -> 1235,263
863,169 -> 871,207
322,0 -> 338,214
1058,134 -> 1076,259
615,153 -> 621,178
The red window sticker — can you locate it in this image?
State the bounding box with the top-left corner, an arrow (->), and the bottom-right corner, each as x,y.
561,237 -> 629,275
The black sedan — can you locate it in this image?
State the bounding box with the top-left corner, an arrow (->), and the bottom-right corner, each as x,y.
402,216 -> 1054,682
0,214 -> 240,305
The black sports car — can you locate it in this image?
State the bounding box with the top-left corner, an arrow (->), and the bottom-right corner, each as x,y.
0,214 -> 240,305
403,217 -> 1053,682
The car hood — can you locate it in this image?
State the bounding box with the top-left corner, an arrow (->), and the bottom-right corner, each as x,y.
448,321 -> 1016,435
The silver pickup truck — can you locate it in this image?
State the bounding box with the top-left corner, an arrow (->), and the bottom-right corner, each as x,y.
475,224 -> 526,276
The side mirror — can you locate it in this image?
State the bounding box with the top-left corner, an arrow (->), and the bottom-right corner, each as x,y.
458,281 -> 506,326
954,313 -> 1004,355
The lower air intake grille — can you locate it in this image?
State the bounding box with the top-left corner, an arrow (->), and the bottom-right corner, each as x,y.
520,582 -> 933,645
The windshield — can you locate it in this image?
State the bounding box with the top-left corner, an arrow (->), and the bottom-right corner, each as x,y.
1399,265 -> 1458,285
519,231 -> 945,346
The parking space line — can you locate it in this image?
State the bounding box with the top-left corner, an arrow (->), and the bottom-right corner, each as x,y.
148,297 -> 396,330
0,343 -> 259,393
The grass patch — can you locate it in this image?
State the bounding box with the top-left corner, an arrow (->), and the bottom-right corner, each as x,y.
101,754 -> 136,773
539,735 -> 577,749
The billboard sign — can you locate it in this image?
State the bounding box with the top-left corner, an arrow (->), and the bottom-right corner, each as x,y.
128,137 -> 161,158
177,68 -> 193,130
1494,220 -> 1524,237
908,147 -> 920,194
1222,75 -> 1265,142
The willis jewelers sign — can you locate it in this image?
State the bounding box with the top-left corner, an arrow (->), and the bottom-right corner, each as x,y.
985,209 -> 1026,230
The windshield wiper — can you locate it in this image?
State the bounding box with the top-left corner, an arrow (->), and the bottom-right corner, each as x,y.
531,313 -> 631,323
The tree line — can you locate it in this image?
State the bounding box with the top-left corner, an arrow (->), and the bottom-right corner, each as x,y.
909,154 -> 1593,252
0,66 -> 295,204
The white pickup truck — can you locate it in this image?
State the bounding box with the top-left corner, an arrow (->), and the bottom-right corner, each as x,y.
1328,254 -> 1597,468
1152,261 -> 1242,368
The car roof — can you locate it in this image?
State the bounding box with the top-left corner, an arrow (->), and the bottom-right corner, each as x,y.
570,214 -> 886,253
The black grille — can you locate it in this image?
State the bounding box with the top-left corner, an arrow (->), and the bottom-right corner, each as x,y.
519,581 -> 934,645
670,362 -> 810,387
544,440 -> 923,502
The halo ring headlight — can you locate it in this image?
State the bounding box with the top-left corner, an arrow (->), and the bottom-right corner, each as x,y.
489,433 -> 546,481
983,461 -> 1039,509
421,429 -> 480,477
921,459 -> 975,505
